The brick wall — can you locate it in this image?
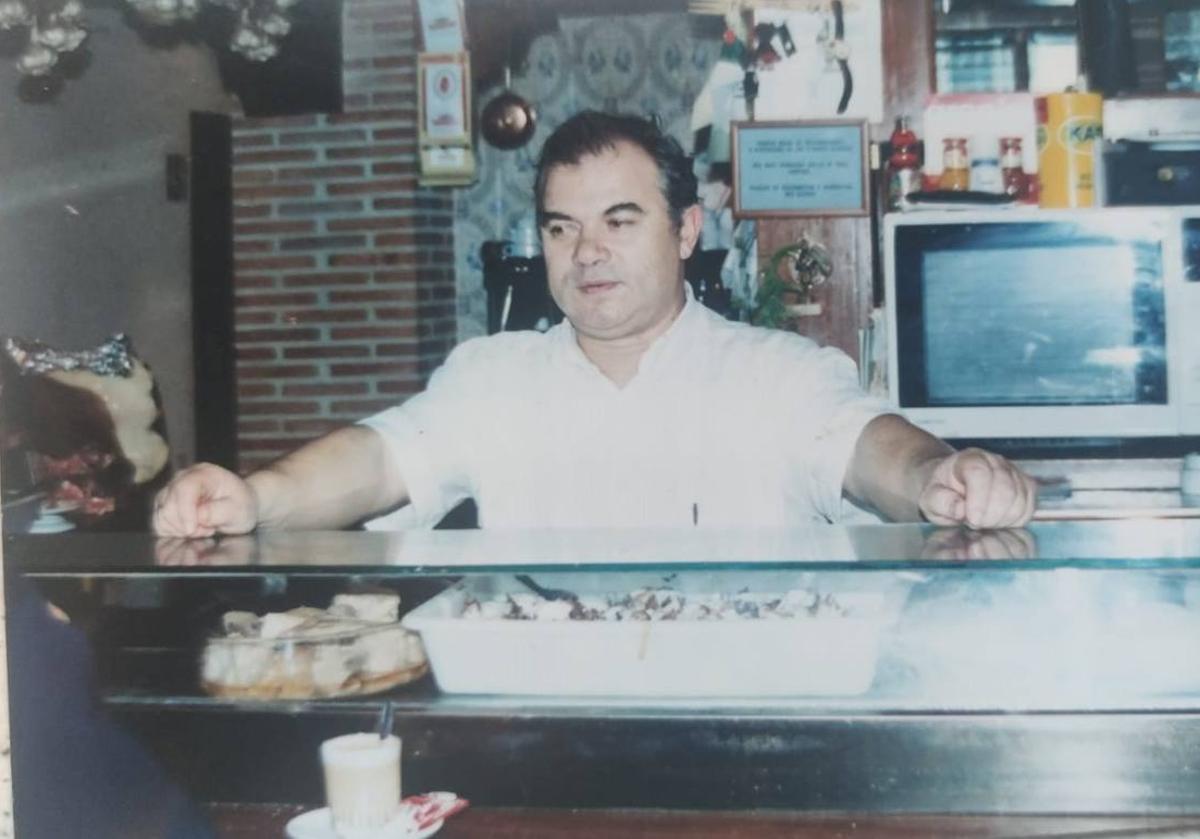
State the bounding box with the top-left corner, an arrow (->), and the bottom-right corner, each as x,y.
229,0 -> 456,472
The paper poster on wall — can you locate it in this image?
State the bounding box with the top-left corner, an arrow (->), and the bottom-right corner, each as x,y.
418,52 -> 471,146
416,0 -> 466,53
753,0 -> 883,123
418,52 -> 474,186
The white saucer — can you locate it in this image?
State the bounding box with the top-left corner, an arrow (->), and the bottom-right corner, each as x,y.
27,510 -> 74,534
285,808 -> 442,839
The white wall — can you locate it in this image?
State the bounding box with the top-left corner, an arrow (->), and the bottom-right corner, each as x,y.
0,7 -> 237,467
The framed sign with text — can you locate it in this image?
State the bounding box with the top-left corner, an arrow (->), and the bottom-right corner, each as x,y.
731,120 -> 869,218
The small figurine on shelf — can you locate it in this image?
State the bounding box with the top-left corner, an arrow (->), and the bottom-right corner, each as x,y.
752,237 -> 833,328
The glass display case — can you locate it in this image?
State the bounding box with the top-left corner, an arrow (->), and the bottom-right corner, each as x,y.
6,520 -> 1200,814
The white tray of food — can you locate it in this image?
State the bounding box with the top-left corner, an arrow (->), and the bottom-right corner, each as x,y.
402,572 -> 896,698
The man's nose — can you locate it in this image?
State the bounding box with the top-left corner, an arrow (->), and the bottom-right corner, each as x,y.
572,230 -> 609,265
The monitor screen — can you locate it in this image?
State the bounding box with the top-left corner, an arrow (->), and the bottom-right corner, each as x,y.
895,220 -> 1167,408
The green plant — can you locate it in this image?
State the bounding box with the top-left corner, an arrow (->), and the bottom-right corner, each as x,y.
751,238 -> 833,329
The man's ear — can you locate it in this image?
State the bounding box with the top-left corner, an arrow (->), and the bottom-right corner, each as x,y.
677,204 -> 703,260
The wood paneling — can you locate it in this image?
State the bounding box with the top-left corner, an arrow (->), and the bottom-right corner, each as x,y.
755,215 -> 873,359
882,0 -> 937,136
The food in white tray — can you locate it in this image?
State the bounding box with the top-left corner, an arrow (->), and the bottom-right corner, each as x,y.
404,579 -> 887,697
201,594 -> 428,700
460,585 -> 851,621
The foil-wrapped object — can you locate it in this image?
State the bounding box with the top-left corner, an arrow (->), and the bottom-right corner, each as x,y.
4,333 -> 136,377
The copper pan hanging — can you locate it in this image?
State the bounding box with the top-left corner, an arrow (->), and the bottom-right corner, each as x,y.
481,65 -> 537,150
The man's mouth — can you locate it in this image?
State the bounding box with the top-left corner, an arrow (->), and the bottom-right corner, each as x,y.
578,280 -> 619,294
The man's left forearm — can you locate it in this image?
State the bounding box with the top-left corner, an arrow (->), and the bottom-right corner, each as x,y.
843,413 -> 953,522
843,413 -> 1038,528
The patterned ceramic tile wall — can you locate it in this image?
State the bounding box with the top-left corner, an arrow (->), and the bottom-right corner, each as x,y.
452,14 -> 719,341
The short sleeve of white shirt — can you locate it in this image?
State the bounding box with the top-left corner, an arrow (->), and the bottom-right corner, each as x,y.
736,330 -> 886,522
789,345 -> 888,520
356,338 -> 488,529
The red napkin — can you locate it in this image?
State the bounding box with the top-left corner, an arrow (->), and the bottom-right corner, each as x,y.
398,792 -> 470,831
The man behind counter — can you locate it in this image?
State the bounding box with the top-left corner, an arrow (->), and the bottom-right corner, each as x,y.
155,111 -> 1037,538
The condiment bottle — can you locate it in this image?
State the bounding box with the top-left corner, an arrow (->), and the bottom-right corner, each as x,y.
939,137 -> 969,191
1000,136 -> 1027,200
886,116 -> 921,210
970,144 -> 1002,193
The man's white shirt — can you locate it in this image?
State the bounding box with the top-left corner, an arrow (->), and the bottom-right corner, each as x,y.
361,291 -> 887,530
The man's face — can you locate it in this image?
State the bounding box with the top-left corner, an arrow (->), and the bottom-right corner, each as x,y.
539,141 -> 701,346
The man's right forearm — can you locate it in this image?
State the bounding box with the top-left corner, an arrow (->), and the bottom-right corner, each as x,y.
246,425 -> 408,530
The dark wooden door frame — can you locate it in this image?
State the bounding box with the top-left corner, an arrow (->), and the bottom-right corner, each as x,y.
190,111 -> 237,471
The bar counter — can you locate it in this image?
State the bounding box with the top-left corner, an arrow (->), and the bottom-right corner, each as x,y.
5,521 -> 1200,825
211,805 -> 1200,837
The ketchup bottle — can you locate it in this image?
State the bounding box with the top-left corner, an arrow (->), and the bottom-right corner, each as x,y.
886,116 -> 920,210
1000,136 -> 1028,200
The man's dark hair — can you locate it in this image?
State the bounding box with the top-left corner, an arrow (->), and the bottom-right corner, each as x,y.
534,110 -> 699,229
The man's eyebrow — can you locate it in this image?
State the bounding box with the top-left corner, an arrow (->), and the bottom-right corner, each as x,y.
604,202 -> 645,216
537,203 -> 644,226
